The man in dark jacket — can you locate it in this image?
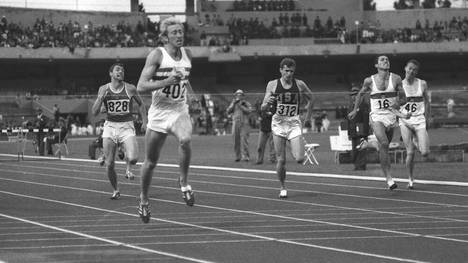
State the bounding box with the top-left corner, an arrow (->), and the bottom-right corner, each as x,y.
255,107 -> 276,164
34,108 -> 49,156
347,85 -> 370,170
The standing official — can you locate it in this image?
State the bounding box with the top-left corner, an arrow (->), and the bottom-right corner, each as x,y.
255,107 -> 276,165
227,89 -> 253,162
347,84 -> 370,170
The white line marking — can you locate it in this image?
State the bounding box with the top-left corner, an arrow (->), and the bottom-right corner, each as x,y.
0,212 -> 215,263
0,190 -> 428,263
3,168 -> 468,225
18,160 -> 468,198
4,163 -> 468,211
0,240 -> 268,250
2,175 -> 468,245
2,153 -> 467,187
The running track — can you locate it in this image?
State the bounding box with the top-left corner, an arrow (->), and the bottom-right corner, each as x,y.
1,155 -> 467,263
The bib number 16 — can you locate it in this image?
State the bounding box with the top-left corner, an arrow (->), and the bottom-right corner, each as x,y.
378,99 -> 390,109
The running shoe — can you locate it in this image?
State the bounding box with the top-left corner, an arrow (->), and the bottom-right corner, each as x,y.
125,170 -> 135,180
98,155 -> 105,166
138,202 -> 151,223
181,185 -> 195,206
279,189 -> 288,199
110,191 -> 120,200
388,183 -> 398,190
117,148 -> 125,160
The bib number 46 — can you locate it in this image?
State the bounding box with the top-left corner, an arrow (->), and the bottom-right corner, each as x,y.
404,103 -> 417,113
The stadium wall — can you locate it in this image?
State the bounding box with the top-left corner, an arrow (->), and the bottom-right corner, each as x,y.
1,41 -> 467,60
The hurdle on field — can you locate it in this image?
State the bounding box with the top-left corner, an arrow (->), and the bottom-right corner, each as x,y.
1,128 -> 63,161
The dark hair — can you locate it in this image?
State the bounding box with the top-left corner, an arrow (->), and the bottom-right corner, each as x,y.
374,55 -> 388,64
280,57 -> 296,69
406,59 -> 420,69
109,63 -> 125,73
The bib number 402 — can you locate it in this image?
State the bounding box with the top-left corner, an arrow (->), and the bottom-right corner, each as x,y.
162,83 -> 186,99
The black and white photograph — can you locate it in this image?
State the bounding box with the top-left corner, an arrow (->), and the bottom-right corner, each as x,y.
0,0 -> 467,262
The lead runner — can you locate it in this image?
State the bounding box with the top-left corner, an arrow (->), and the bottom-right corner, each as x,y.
136,17 -> 197,223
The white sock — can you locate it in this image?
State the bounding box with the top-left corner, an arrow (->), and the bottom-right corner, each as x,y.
181,185 -> 192,192
387,179 -> 395,187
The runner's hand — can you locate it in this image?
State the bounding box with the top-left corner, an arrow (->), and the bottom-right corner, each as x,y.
347,110 -> 357,120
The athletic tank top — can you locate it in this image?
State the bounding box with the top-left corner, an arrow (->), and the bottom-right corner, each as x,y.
369,73 -> 398,115
401,78 -> 425,116
150,47 -> 192,111
273,78 -> 301,118
103,83 -> 133,122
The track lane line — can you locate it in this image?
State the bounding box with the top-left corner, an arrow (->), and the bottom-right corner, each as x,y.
0,190 -> 429,263
7,159 -> 468,199
0,212 -> 215,263
2,175 -> 468,244
2,153 -> 467,187
4,167 -> 468,219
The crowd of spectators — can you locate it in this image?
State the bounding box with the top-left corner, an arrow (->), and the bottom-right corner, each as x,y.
0,15 -> 196,49
1,7 -> 468,49
359,16 -> 468,44
230,0 -> 295,12
394,0 -> 453,9
201,11 -> 467,45
224,14 -> 346,42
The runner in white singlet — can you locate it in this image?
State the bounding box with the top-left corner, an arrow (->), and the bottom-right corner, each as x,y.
348,55 -> 410,190
136,17 -> 197,223
399,59 -> 431,189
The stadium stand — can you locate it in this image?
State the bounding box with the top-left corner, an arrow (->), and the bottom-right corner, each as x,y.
1,2 -> 468,137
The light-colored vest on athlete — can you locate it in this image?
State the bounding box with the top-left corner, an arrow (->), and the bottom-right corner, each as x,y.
149,47 -> 191,112
401,78 -> 425,116
369,73 -> 398,116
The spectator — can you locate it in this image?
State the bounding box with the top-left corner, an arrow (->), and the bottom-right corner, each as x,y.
347,85 -> 370,170
226,89 -> 253,161
52,104 -> 60,122
255,107 -> 276,165
313,111 -> 323,133
34,108 -> 49,156
447,98 -> 455,118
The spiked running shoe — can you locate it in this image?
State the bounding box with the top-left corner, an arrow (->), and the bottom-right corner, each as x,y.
110,191 -> 120,200
138,202 -> 151,223
125,170 -> 135,180
117,148 -> 125,160
387,180 -> 398,191
98,155 -> 105,166
279,189 -> 288,199
181,185 -> 195,206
